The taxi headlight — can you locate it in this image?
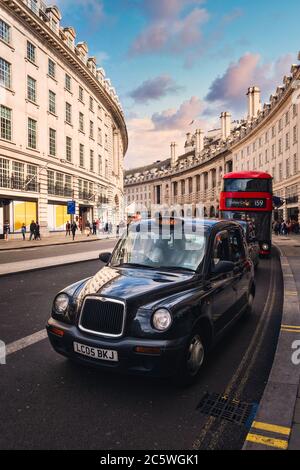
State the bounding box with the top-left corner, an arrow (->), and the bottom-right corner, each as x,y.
54,294 -> 70,314
152,308 -> 172,331
262,243 -> 269,251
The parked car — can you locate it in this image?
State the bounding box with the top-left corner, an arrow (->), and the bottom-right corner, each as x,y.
47,218 -> 255,385
237,220 -> 260,269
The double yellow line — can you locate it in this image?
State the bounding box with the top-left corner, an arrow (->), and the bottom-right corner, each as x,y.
281,324 -> 300,333
246,421 -> 291,450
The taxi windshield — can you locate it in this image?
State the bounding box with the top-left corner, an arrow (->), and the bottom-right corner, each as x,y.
110,221 -> 207,272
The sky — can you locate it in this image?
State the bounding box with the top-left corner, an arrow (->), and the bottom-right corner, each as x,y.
56,0 -> 300,169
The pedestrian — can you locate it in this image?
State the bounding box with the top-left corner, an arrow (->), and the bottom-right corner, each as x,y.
21,223 -> 26,241
116,224 -> 120,237
3,220 -> 10,241
35,222 -> 41,240
92,220 -> 97,235
85,221 -> 90,237
29,220 -> 36,241
108,222 -> 112,234
105,222 -> 109,233
66,221 -> 71,237
71,221 -> 77,240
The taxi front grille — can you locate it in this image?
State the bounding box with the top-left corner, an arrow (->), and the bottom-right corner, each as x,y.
79,297 -> 125,337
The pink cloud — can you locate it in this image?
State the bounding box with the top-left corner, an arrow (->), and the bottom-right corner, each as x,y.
129,6 -> 209,57
205,52 -> 296,113
129,75 -> 183,104
152,96 -> 203,130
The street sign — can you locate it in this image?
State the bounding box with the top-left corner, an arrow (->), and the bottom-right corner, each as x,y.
67,201 -> 76,215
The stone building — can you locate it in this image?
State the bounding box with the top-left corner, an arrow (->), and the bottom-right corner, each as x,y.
0,0 -> 127,237
125,56 -> 300,222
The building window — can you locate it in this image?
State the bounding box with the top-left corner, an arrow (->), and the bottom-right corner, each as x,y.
265,131 -> 269,144
48,59 -> 56,78
259,137 -> 262,148
65,102 -> 72,124
279,138 -> 282,154
0,19 -> 11,44
293,125 -> 297,144
27,76 -> 36,103
98,155 -> 102,175
49,128 -> 56,156
89,121 -> 94,139
294,154 -> 298,174
0,157 -> 9,187
265,149 -> 269,163
0,57 -> 11,88
27,41 -> 36,63
272,144 -> 276,159
272,126 -> 276,138
79,112 -> 84,132
97,128 -> 102,145
89,96 -> 94,111
105,133 -> 108,147
278,119 -> 283,132
79,86 -> 84,102
181,180 -> 185,195
79,144 -> 84,167
28,118 -> 37,149
0,105 -> 12,141
286,132 -> 290,150
285,111 -> 289,126
65,74 -> 71,91
48,90 -> 56,114
90,150 -> 94,172
66,136 -> 72,162
247,146 -> 250,156
293,104 -> 297,118
279,162 -> 283,180
286,158 -> 290,178
105,159 -> 108,178
252,141 -> 256,152
12,161 -> 24,189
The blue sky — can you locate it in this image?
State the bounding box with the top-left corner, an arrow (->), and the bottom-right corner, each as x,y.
56,0 -> 300,168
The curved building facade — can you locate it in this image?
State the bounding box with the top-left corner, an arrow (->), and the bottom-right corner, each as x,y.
0,0 -> 127,237
125,57 -> 300,222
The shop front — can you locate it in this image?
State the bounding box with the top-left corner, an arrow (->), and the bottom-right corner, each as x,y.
48,202 -> 69,232
79,204 -> 94,231
0,197 -> 38,237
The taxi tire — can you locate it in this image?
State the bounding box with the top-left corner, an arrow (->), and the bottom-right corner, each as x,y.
244,291 -> 254,317
173,329 -> 206,387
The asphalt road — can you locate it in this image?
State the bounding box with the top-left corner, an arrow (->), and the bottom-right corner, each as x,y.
0,251 -> 283,450
0,239 -> 116,264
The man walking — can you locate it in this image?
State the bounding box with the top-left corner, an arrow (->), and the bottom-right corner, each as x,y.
66,221 -> 71,237
3,220 -> 10,241
92,220 -> 97,235
21,223 -> 26,241
35,222 -> 41,240
29,220 -> 36,241
71,221 -> 77,241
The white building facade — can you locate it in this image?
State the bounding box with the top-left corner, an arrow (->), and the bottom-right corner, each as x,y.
125,57 -> 300,222
0,0 -> 127,237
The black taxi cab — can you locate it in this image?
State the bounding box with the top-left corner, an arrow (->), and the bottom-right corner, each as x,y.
47,218 -> 255,385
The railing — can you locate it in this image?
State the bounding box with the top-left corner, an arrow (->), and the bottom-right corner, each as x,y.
48,185 -> 74,198
0,176 -> 39,192
79,190 -> 95,201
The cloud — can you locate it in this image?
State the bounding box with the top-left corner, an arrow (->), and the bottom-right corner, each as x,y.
205,52 -> 295,113
129,75 -> 183,104
152,96 -> 203,130
129,2 -> 209,58
94,51 -> 109,64
124,96 -> 209,168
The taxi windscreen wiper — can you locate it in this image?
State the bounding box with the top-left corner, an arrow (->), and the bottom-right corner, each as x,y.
158,266 -> 196,273
115,263 -> 157,269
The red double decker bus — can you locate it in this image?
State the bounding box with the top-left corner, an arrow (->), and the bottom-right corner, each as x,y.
219,171 -> 273,257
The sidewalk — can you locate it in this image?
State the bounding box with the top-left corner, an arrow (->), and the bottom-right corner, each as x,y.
243,236 -> 300,450
0,232 -> 117,251
275,237 -> 300,449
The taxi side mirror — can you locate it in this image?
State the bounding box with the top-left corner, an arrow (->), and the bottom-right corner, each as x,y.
99,252 -> 112,264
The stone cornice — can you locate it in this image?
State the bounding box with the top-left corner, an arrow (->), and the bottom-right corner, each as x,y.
3,0 -> 128,154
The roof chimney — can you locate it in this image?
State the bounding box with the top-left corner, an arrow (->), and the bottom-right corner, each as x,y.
220,112 -> 231,140
170,142 -> 177,167
195,129 -> 204,155
247,86 -> 261,119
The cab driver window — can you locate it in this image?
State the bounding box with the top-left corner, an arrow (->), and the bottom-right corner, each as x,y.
229,230 -> 245,263
212,231 -> 231,267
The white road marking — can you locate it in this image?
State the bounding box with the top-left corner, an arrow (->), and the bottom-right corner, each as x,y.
6,330 -> 48,356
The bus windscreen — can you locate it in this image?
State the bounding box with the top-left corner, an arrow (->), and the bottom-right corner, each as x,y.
224,178 -> 272,193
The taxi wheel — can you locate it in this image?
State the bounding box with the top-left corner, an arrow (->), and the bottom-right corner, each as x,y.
174,330 -> 206,386
244,291 -> 254,316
